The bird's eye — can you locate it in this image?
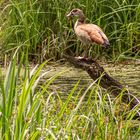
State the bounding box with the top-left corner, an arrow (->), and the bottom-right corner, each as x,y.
72,9 -> 78,13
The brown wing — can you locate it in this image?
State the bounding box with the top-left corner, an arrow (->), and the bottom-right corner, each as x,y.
90,24 -> 109,42
78,24 -> 109,45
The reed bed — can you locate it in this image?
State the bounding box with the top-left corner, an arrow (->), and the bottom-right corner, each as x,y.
1,0 -> 140,62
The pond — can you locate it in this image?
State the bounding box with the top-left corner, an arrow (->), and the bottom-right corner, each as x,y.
41,59 -> 140,97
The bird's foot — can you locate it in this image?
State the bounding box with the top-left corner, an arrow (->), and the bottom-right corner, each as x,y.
75,56 -> 87,60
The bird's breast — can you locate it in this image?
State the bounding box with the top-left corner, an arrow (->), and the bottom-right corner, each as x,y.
74,26 -> 92,44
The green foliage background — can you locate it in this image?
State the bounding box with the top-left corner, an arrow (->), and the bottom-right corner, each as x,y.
1,0 -> 140,61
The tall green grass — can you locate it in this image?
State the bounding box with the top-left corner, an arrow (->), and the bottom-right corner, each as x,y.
1,0 -> 140,62
0,1 -> 140,139
0,54 -> 140,139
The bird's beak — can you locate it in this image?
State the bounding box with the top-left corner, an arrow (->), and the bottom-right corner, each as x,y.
66,12 -> 72,20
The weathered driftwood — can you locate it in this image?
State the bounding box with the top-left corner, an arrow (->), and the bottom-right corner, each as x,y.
63,54 -> 140,120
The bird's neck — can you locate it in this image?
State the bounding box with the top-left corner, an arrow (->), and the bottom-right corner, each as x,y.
74,16 -> 85,28
78,15 -> 85,23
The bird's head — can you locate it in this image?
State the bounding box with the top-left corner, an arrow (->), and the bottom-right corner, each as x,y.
66,8 -> 84,19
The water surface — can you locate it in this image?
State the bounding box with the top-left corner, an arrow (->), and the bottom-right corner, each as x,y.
41,60 -> 140,96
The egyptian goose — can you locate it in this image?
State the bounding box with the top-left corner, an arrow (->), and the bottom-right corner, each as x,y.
66,8 -> 110,57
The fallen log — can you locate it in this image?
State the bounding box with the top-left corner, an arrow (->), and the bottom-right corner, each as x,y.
63,54 -> 140,120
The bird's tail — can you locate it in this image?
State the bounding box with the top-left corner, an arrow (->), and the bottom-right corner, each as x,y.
103,41 -> 110,48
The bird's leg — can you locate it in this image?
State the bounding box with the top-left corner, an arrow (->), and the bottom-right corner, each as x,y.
83,45 -> 90,58
83,49 -> 88,58
76,45 -> 90,60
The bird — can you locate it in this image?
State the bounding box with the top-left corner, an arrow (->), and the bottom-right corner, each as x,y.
66,8 -> 110,58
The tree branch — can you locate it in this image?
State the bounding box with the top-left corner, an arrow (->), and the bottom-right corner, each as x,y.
63,54 -> 140,120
